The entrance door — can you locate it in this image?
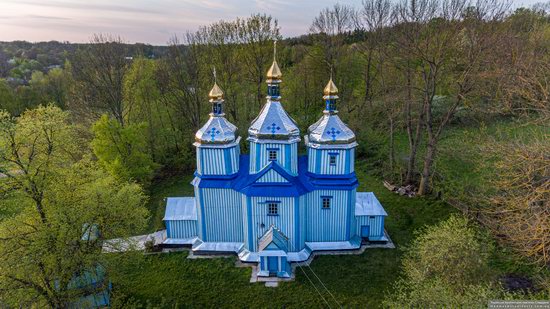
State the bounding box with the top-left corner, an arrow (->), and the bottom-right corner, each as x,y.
267,256 -> 278,275
361,225 -> 370,238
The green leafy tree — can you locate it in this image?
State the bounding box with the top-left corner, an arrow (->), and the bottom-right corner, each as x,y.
29,68 -> 70,109
0,79 -> 17,114
91,114 -> 158,185
0,105 -> 148,307
384,216 -> 506,308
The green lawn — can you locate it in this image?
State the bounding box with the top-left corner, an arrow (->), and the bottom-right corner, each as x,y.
107,162 -> 457,308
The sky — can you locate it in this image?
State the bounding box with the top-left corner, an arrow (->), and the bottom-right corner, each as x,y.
0,0 -> 544,45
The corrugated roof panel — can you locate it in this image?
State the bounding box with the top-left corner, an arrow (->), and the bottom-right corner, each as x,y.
163,197 -> 197,221
355,192 -> 388,216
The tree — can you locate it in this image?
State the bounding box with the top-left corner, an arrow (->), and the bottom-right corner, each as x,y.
71,34 -> 130,126
384,216 -> 506,308
237,14 -> 281,110
0,105 -> 148,307
0,79 -> 17,114
29,68 -> 71,109
0,160 -> 148,307
479,134 -> 549,266
91,114 -> 157,185
0,105 -> 80,223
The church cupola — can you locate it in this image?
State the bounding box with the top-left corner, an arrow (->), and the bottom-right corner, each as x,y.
194,78 -> 240,176
195,81 -> 237,145
306,77 -> 357,175
248,41 -> 300,175
323,77 -> 339,113
266,48 -> 282,100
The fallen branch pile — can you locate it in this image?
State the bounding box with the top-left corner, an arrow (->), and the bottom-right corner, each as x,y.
383,181 -> 416,198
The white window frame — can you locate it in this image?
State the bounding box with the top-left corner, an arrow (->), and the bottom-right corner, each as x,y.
329,155 -> 337,165
268,150 -> 278,161
322,197 -> 331,209
267,202 -> 279,215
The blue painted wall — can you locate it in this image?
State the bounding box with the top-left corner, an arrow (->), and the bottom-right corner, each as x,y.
200,188 -> 244,242
304,189 -> 354,242
355,215 -> 385,238
196,145 -> 240,175
257,169 -> 288,183
248,196 -> 297,252
165,220 -> 197,239
307,147 -> 355,175
249,141 -> 298,175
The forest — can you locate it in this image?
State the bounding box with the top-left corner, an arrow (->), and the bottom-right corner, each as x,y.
0,0 -> 548,307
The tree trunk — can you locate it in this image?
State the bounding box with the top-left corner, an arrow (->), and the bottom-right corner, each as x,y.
404,65 -> 424,185
418,138 -> 437,195
388,116 -> 395,178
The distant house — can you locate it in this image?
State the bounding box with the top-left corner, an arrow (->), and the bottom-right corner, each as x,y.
46,64 -> 61,71
163,47 -> 388,278
62,224 -> 111,308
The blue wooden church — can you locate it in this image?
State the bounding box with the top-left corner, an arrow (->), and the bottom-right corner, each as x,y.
163,48 -> 388,278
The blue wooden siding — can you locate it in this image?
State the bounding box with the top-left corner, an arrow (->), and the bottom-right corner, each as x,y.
196,145 -> 239,175
298,195 -> 307,248
257,169 -> 288,183
242,195 -> 253,250
259,256 -> 291,276
349,189 -> 356,237
249,141 -> 298,175
165,220 -> 197,239
200,188 -> 244,242
307,148 -> 355,175
194,186 -> 206,240
249,196 -> 297,252
305,189 -> 352,242
355,215 -> 384,238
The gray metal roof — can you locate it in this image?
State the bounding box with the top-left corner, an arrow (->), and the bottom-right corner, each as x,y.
248,100 -> 300,142
195,115 -> 237,145
163,197 -> 197,220
258,225 -> 289,252
307,112 -> 356,145
355,192 -> 388,216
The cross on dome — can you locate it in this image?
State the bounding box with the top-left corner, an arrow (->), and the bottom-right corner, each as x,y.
326,127 -> 341,141
267,123 -> 281,135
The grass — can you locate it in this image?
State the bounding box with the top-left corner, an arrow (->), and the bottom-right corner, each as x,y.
107,162 -> 457,308
143,174 -> 195,233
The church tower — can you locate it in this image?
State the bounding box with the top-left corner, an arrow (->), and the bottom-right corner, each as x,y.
305,77 -> 357,175
248,42 -> 300,175
194,80 -> 240,176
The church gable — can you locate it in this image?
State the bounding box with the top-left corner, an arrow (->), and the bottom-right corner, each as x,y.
256,169 -> 289,183
258,226 -> 289,252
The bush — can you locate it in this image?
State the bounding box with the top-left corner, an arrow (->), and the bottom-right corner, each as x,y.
384,215 -> 507,308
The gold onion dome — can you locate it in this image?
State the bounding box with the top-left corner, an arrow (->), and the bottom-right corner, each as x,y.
267,60 -> 282,80
208,82 -> 224,100
323,78 -> 339,96
307,76 -> 355,145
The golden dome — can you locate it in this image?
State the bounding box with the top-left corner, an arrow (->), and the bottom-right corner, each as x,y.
208,82 -> 224,100
266,60 -> 282,80
323,78 -> 338,96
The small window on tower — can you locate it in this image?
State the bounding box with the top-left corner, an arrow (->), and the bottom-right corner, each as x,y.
267,202 -> 279,215
268,150 -> 277,161
329,155 -> 337,165
322,197 -> 331,209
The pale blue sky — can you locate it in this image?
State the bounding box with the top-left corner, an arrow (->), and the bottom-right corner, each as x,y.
0,0 -> 544,44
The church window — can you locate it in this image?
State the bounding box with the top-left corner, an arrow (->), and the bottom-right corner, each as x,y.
268,150 -> 278,161
322,197 -> 331,209
267,202 -> 279,215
